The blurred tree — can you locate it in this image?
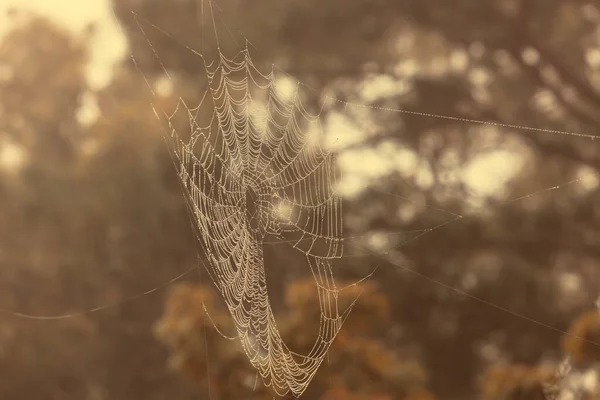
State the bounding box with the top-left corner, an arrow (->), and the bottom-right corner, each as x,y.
479,364 -> 554,400
562,310 -> 600,366
477,306 -> 600,400
2,0 -> 600,398
0,12 -> 201,400
0,15 -> 100,399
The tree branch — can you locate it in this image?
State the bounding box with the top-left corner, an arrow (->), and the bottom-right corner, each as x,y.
511,0 -> 600,126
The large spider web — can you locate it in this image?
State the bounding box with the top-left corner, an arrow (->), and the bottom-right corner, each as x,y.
159,45 -> 346,397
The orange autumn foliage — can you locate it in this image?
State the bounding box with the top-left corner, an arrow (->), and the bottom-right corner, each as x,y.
480,364 -> 554,400
562,310 -> 600,365
154,279 -> 434,399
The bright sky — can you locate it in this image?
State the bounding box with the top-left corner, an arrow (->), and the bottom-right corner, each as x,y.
0,0 -> 126,89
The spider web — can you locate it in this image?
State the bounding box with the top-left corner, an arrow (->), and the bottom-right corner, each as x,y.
125,1 -> 367,394
158,46 -> 347,398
